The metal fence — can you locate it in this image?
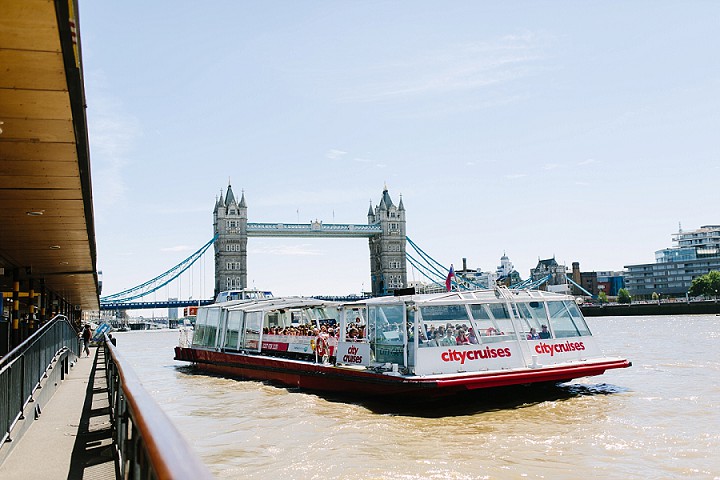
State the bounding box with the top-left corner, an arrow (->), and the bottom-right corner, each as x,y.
0,315 -> 78,445
103,337 -> 213,479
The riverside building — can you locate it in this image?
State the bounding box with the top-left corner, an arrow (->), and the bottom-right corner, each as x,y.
624,225 -> 720,298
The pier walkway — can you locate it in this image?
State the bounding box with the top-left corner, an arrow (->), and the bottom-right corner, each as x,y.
0,346 -> 117,480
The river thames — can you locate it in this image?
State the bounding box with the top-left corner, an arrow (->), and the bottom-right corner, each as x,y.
113,314 -> 720,479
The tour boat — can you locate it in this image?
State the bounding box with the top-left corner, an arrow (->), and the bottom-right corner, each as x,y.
174,288 -> 631,398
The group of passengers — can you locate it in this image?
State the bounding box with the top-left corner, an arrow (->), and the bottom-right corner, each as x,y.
263,320 -> 552,345
263,324 -> 316,336
527,324 -> 551,340
346,325 -> 366,340
263,322 -> 369,343
421,323 -> 483,347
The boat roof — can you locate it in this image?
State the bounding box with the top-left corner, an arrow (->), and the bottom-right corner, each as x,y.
341,288 -> 574,307
208,296 -> 338,313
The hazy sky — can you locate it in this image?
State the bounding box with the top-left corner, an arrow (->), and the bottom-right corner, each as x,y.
81,1 -> 720,303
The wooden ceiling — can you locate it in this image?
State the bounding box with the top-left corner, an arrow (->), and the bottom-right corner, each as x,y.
0,0 -> 100,310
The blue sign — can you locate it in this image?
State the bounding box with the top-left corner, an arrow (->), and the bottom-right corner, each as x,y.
92,322 -> 111,341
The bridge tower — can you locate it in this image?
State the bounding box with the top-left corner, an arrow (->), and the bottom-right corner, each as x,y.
213,184 -> 248,297
368,187 -> 407,296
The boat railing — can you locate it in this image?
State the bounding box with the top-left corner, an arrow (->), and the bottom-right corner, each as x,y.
0,315 -> 78,459
103,336 -> 212,479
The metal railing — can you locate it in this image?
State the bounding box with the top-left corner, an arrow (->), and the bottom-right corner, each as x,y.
0,315 -> 78,445
103,337 -> 213,480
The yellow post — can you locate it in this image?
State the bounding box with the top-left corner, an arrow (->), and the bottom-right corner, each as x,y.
12,269 -> 20,346
28,279 -> 35,331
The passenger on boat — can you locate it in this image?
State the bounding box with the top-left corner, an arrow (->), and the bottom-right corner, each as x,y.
425,331 -> 441,347
440,328 -> 457,346
456,330 -> 471,345
327,328 -> 338,361
417,327 -> 427,343
527,328 -> 540,340
468,328 -> 479,344
539,324 -> 551,339
347,327 -> 359,340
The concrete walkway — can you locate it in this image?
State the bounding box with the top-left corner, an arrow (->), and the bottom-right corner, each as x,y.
0,346 -> 118,480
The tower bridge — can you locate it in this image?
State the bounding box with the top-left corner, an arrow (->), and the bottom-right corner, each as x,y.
214,185 -> 407,297
101,185 -> 483,311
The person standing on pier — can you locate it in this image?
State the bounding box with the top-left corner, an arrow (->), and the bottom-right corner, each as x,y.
81,324 -> 91,357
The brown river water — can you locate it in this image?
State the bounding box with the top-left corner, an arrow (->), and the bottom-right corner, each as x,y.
113,314 -> 720,479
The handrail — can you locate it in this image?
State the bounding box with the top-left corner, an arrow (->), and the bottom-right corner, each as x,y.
103,337 -> 213,479
0,315 -> 73,369
1,315 -> 78,448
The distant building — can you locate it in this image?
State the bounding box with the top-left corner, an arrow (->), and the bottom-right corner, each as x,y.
407,281 -> 445,294
531,257 -> 569,293
624,225 -> 720,298
496,253 -> 522,286
452,258 -> 497,289
596,271 -> 625,297
570,262 -> 599,296
168,298 -> 179,321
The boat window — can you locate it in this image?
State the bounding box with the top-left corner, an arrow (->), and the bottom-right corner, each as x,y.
419,305 -> 472,347
547,301 -> 582,338
407,308 -> 416,368
345,307 -> 367,341
290,310 -> 304,326
470,303 -> 516,337
516,301 -> 549,337
310,307 -> 329,321
224,310 -> 242,350
204,308 -> 220,348
192,308 -> 208,347
564,301 -> 592,336
368,305 -> 405,364
267,310 -> 291,329
243,311 -> 262,350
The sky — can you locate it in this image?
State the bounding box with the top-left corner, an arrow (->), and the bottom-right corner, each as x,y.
80,1 -> 720,307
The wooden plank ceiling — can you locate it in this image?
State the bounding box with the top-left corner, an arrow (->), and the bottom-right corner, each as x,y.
0,0 -> 100,310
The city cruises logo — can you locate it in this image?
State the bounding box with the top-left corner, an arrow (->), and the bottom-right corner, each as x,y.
342,345 -> 363,364
441,347 -> 512,365
534,341 -> 585,356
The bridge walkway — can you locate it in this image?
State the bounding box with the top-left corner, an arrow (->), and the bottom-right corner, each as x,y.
0,346 -> 118,479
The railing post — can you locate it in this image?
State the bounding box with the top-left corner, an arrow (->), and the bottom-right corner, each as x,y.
18,357 -> 25,421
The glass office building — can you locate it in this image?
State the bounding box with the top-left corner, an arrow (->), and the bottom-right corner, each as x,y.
625,225 -> 720,298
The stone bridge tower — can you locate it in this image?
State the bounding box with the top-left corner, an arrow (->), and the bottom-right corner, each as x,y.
213,184 -> 248,297
368,187 -> 407,296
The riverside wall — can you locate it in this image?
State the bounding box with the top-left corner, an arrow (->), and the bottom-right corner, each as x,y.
581,300 -> 720,317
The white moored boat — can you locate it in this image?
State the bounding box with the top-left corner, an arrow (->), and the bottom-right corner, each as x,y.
174,287 -> 630,398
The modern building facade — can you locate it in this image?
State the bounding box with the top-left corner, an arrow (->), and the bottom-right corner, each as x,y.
624,225 -> 720,298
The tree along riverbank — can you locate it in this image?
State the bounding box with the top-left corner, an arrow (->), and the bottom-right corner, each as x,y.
581,300 -> 720,317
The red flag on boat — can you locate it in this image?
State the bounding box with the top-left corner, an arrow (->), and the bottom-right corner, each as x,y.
445,264 -> 454,291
